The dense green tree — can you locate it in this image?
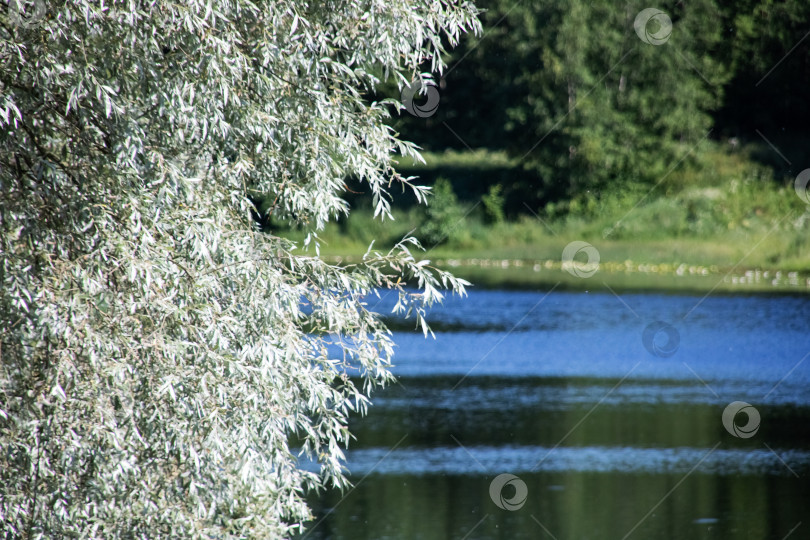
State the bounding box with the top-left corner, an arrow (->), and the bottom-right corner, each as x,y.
0,1 -> 479,538
396,0 -> 731,204
713,0 -> 810,173
421,177 -> 465,245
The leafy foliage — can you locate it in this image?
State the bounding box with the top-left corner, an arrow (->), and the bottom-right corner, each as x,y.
396,0 -> 732,203
0,1 -> 479,538
421,177 -> 466,246
481,184 -> 505,223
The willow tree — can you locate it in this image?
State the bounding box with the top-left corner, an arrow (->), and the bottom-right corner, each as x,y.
0,1 -> 479,537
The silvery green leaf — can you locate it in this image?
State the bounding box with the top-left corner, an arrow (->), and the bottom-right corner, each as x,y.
0,1 -> 480,538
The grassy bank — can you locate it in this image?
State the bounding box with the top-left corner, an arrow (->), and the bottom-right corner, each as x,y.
278,144 -> 810,293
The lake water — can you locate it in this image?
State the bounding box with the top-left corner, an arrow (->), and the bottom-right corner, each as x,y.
299,289 -> 810,540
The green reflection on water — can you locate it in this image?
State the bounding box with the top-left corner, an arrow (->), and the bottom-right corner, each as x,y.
300,377 -> 808,540
306,472 -> 806,539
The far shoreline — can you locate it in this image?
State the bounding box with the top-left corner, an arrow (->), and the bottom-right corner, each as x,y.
323,255 -> 810,295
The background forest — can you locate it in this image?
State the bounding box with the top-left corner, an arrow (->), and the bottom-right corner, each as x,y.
273,0 -> 810,277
